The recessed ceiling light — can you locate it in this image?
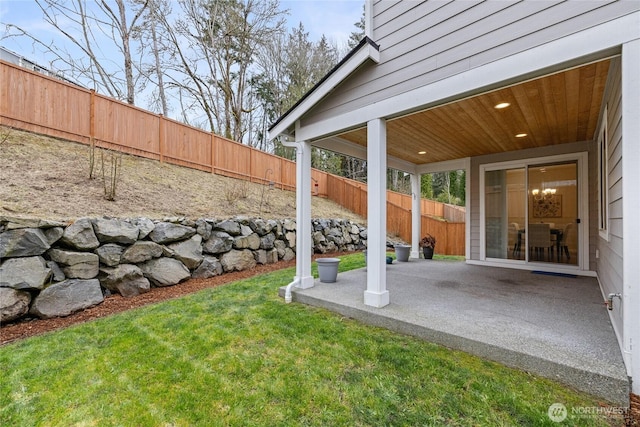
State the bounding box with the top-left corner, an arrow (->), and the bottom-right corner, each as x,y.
515,133 -> 527,138
494,102 -> 510,109
418,151 -> 426,154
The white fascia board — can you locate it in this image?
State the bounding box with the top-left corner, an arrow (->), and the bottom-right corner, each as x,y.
313,136 -> 417,174
268,43 -> 380,140
296,12 -> 640,142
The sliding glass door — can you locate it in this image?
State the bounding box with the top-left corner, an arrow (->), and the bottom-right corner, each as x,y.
483,159 -> 580,266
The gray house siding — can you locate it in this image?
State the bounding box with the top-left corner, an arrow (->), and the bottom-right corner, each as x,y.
597,57 -> 623,336
301,0 -> 636,128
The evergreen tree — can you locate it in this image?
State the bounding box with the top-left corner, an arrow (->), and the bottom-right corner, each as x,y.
421,174 -> 433,199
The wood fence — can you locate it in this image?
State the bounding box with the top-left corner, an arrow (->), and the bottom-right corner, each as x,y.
0,60 -> 465,255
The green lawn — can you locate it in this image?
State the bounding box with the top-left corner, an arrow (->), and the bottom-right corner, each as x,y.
0,254 -> 617,426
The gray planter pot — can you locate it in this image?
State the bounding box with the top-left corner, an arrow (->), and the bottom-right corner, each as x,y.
317,258 -> 340,283
394,244 -> 411,262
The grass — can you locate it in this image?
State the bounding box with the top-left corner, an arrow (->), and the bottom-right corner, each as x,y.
0,254 -> 617,426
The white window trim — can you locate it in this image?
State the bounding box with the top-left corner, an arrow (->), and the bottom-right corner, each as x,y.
598,106 -> 609,241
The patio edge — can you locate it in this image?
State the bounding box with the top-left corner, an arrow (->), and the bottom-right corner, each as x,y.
280,287 -> 630,406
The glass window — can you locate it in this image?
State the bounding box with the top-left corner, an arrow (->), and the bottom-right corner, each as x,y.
484,168 -> 525,260
598,106 -> 609,239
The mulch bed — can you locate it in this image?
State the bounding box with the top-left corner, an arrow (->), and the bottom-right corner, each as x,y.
1,258 -> 302,346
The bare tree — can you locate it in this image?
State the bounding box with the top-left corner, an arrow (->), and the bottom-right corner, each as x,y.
5,0 -> 148,104
208,0 -> 287,142
153,0 -> 286,141
132,0 -> 171,115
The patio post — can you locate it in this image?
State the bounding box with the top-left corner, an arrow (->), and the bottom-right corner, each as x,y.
283,138 -> 314,290
365,118 -> 390,307
622,38 -> 640,398
410,173 -> 422,259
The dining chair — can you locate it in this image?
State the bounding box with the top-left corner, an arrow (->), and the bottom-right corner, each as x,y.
528,223 -> 552,261
559,223 -> 574,260
509,222 -> 520,257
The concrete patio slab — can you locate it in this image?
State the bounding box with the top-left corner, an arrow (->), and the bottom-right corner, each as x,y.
280,259 -> 629,405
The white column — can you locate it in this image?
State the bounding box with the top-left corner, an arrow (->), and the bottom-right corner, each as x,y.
365,118 -> 389,307
622,39 -> 640,395
295,140 -> 314,289
410,173 -> 422,259
464,158 -> 471,260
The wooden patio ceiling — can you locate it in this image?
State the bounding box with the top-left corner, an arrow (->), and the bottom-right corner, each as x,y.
336,59 -> 611,165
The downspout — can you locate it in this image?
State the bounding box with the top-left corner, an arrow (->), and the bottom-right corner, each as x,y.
284,277 -> 300,304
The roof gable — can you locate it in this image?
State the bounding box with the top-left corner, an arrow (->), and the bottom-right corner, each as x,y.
268,37 -> 379,140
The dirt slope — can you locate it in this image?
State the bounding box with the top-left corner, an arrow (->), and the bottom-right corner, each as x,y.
0,126 -> 364,224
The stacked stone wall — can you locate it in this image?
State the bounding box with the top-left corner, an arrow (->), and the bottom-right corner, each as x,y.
0,216 -> 366,323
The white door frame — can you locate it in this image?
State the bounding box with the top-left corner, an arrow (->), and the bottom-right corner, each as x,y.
476,152 -> 591,276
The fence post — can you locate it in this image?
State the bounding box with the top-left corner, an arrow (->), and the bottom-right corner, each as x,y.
249,147 -> 253,183
212,134 -> 218,174
210,132 -> 215,173
280,157 -> 285,189
87,89 -> 97,178
158,114 -> 164,163
89,89 -> 95,144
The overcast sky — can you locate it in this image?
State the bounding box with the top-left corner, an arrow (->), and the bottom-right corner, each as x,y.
0,0 -> 364,66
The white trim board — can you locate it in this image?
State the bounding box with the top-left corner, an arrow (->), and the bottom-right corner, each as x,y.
621,38 -> 640,392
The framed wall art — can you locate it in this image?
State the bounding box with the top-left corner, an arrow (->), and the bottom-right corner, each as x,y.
532,194 -> 562,218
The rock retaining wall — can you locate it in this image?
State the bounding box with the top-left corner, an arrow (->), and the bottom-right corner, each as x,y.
0,216 -> 366,323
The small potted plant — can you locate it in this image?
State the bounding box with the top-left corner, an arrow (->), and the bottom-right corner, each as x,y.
420,233 -> 436,259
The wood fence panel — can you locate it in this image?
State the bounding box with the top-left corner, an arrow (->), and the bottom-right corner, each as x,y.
344,179 -> 363,216
421,199 -> 446,217
326,174 -> 342,206
421,216 -> 448,251
162,118 -> 211,172
327,175 -> 367,217
250,149 -> 280,187
0,61 -> 90,143
387,203 -> 411,241
281,159 -> 296,191
311,169 -> 327,196
213,136 -> 251,180
420,216 -> 465,256
93,95 -> 160,159
387,190 -> 413,210
447,222 -> 466,255
1,61 -> 467,255
386,191 -> 403,208
359,187 -> 368,218
444,204 -> 466,222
